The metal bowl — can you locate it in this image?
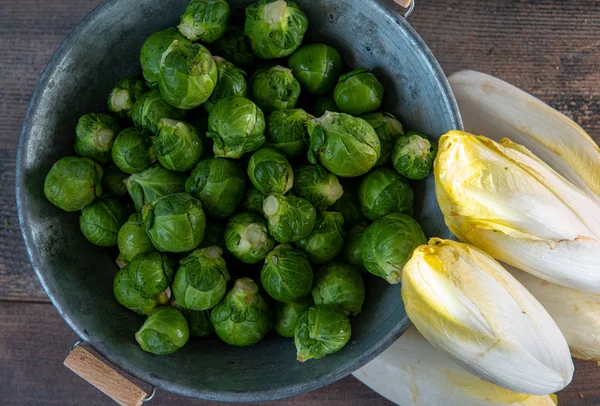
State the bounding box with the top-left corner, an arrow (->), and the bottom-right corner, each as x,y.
16,0 -> 461,401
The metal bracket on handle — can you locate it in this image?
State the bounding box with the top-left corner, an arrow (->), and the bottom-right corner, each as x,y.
393,0 -> 415,18
403,0 -> 415,18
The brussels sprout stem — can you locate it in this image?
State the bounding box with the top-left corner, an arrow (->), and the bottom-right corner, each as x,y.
319,182 -> 343,203
156,287 -> 171,305
204,245 -> 223,259
234,278 -> 259,295
110,90 -> 133,112
243,224 -> 268,246
263,0 -> 287,28
96,128 -> 115,149
263,195 -> 279,217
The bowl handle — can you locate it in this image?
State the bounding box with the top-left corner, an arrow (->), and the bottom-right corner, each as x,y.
393,0 -> 415,18
64,343 -> 155,406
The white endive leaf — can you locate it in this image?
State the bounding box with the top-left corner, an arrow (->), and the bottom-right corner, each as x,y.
506,264 -> 600,361
354,326 -> 557,406
435,130 -> 600,293
401,239 -> 573,395
448,70 -> 600,202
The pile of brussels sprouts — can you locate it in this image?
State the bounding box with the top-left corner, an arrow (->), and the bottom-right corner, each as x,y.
43,0 -> 437,362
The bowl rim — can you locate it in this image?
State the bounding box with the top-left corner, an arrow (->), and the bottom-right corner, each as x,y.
16,0 -> 462,402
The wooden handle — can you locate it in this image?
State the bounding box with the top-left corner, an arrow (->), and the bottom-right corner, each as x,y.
394,0 -> 413,7
64,346 -> 149,406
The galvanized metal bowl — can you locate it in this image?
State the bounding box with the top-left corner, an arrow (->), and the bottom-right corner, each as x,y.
16,0 -> 461,401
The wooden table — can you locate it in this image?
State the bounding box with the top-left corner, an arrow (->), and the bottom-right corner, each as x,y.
1,0 -> 599,404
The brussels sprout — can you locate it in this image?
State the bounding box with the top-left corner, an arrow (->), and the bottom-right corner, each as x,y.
44,157 -> 103,212
74,113 -> 120,164
260,244 -> 313,302
334,69 -> 384,115
125,165 -> 186,212
113,259 -> 172,315
312,262 -> 365,315
295,305 -> 351,362
392,131 -> 437,180
343,222 -> 368,268
247,148 -> 294,195
183,309 -> 214,336
288,44 -> 343,95
312,94 -> 338,117
79,198 -> 129,247
155,119 -> 203,172
158,41 -> 218,110
143,193 -> 206,253
293,164 -> 343,211
295,211 -> 345,264
212,27 -> 255,70
330,192 -> 365,226
361,213 -> 427,284
199,220 -> 226,249
251,66 -> 301,114
211,278 -> 272,346
358,167 -> 414,220
244,0 -> 308,59
131,90 -> 186,134
204,57 -> 248,113
140,28 -> 191,89
263,194 -> 316,243
177,0 -> 230,43
107,78 -> 148,119
101,166 -> 128,197
111,128 -> 156,174
185,157 -> 247,218
242,184 -> 266,214
265,108 -> 311,158
307,112 -> 380,177
135,307 -> 189,355
225,213 -> 274,264
207,96 -> 266,158
274,297 -> 313,338
117,214 -> 154,263
172,246 -> 230,310
361,112 -> 404,167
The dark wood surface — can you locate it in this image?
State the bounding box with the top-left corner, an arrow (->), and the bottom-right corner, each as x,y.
1,0 -> 599,404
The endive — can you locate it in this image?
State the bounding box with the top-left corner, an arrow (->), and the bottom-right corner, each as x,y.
354,326 -> 558,406
448,70 -> 600,202
402,238 -> 573,395
435,131 -> 600,293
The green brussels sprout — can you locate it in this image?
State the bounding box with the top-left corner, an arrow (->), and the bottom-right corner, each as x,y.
212,27 -> 255,70
135,307 -> 189,355
288,44 -> 343,95
143,193 -> 206,253
44,157 -> 103,212
242,184 -> 266,214
244,0 -> 308,59
358,167 -> 414,220
295,305 -> 351,362
251,66 -> 301,114
140,28 -> 191,89
172,246 -> 230,310
312,262 -> 365,315
125,165 -> 186,212
274,297 -> 313,338
312,95 -> 338,117
293,164 -> 343,211
198,220 -> 226,249
392,131 -> 437,180
185,157 -> 247,219
307,111 -> 380,177
334,69 -> 384,115
211,278 -> 272,346
265,108 -> 311,159
247,148 -> 294,195
101,166 -> 128,198
361,112 -> 404,166
361,212 -> 427,284
207,96 -> 266,158
107,77 -> 148,119
183,308 -> 214,336
79,198 -> 129,247
74,113 -> 120,164
204,56 -> 248,113
111,128 -> 156,174
263,194 -> 316,243
225,213 -> 274,264
295,211 -> 345,264
155,119 -> 203,172
177,0 -> 230,43
117,214 -> 154,263
343,222 -> 368,268
158,41 -> 218,110
260,244 -> 313,302
131,90 -> 186,134
330,191 -> 365,226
